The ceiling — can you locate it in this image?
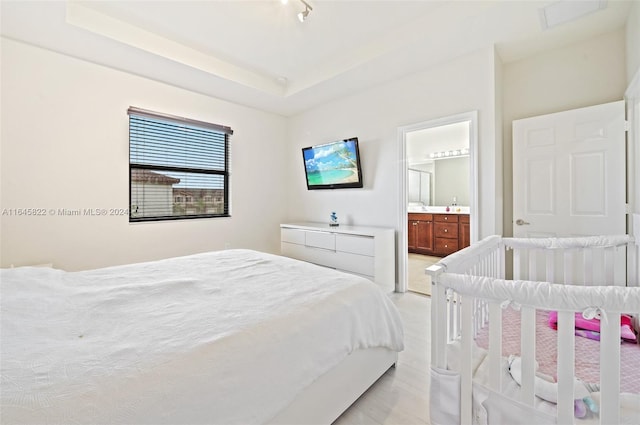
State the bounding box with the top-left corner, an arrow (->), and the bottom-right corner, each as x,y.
0,0 -> 632,116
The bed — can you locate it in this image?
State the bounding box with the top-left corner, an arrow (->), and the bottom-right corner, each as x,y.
426,235 -> 640,425
0,249 -> 404,424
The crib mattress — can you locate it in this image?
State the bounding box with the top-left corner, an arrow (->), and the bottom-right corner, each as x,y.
475,308 -> 640,394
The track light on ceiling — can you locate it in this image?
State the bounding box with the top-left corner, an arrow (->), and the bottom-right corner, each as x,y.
297,0 -> 313,22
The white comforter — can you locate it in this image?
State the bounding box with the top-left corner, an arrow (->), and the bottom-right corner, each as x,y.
0,249 -> 404,424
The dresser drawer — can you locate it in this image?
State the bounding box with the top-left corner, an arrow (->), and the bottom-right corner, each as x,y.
305,230 -> 336,250
408,213 -> 432,221
281,241 -> 336,266
434,214 -> 459,223
434,222 -> 458,238
434,237 -> 459,255
336,234 -> 374,256
280,241 -> 305,261
333,252 -> 375,276
281,228 -> 305,245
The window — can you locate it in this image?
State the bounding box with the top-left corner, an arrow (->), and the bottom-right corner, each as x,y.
128,107 -> 232,222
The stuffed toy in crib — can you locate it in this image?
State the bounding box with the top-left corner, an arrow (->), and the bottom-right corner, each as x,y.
508,355 -> 598,419
548,312 -> 637,343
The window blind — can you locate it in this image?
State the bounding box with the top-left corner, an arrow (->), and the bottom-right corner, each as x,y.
128,107 -> 232,222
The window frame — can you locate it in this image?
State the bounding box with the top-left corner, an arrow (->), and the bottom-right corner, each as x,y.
128,107 -> 233,222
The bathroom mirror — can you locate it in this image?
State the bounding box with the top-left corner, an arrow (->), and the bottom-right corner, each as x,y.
406,122 -> 470,209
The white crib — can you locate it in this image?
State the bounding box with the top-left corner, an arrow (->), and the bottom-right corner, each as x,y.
427,235 -> 640,425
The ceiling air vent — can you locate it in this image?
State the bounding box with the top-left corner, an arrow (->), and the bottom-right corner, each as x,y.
539,0 -> 608,30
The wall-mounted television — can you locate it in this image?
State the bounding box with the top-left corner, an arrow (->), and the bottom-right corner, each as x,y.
302,137 -> 363,190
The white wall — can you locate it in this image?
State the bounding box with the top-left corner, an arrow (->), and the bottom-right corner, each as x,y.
627,1 -> 640,87
3,23 -> 632,279
626,1 -> 640,217
626,1 -> 640,285
0,38 -> 288,271
286,47 -> 501,282
492,47 -> 504,237
502,29 -> 627,237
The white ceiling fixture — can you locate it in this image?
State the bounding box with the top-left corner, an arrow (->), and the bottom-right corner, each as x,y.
429,148 -> 470,160
297,0 -> 313,23
539,0 -> 608,30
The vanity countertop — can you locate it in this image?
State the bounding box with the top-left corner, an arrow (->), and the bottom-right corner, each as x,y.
408,206 -> 469,214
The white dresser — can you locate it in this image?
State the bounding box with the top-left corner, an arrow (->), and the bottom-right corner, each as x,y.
280,222 -> 395,290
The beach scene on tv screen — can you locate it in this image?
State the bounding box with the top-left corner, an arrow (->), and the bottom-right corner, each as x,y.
304,141 -> 360,185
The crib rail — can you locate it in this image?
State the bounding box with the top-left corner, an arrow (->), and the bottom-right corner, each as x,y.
428,235 -> 638,425
504,235 -> 636,287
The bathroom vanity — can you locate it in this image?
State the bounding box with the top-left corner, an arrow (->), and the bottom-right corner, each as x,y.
408,210 -> 470,256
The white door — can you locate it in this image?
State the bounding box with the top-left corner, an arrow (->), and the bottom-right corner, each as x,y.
513,100 -> 626,238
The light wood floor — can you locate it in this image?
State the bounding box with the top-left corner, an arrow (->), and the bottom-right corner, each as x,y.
407,254 -> 440,296
333,292 -> 431,424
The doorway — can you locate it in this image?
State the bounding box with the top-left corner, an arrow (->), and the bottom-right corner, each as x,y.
397,111 -> 478,293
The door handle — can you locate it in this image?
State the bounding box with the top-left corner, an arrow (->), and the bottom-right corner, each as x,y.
515,219 -> 530,226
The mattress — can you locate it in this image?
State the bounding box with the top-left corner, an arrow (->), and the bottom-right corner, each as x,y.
0,249 -> 404,424
474,308 -> 640,394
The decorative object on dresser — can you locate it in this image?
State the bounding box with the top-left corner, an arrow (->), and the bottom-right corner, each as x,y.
280,222 -> 395,290
330,211 -> 339,227
408,213 -> 470,256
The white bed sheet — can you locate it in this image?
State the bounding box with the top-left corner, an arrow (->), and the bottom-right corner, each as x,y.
1,249 -> 404,424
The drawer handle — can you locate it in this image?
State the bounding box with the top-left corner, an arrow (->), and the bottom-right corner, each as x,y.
444,244 -> 448,248
444,217 -> 448,220
306,245 -> 335,252
444,229 -> 448,233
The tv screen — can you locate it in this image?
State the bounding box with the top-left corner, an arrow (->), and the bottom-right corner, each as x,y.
302,137 -> 363,190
